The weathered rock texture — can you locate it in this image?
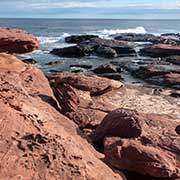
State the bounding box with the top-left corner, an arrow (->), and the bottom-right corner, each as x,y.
92,108 -> 180,179
0,27 -> 39,54
48,72 -> 123,131
0,53 -> 125,180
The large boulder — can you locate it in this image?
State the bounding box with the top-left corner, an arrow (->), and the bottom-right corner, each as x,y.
140,44 -> 180,57
65,35 -> 99,43
53,72 -> 123,96
92,108 -> 180,178
0,53 -> 125,180
0,27 -> 39,54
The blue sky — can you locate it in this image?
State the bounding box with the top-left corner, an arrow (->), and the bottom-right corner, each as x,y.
1,0 -> 180,19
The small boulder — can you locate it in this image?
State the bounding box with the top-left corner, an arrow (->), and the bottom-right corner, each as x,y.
96,46 -> 117,58
93,63 -> 121,74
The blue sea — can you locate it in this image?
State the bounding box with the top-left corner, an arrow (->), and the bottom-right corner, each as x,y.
0,18 -> 180,77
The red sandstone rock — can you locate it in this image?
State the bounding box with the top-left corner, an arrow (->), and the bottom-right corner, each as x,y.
54,72 -> 123,96
0,53 -> 125,180
92,108 -> 180,178
0,27 -> 39,54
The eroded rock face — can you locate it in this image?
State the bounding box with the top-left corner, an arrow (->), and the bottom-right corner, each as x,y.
92,108 -> 180,178
0,53 -> 125,180
0,27 -> 39,54
140,44 -> 180,57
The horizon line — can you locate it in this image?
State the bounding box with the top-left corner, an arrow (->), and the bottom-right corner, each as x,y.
1,17 -> 180,20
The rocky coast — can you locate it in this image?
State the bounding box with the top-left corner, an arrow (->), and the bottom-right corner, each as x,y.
0,27 -> 180,180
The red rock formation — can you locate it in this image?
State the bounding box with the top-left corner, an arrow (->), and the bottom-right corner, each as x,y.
92,108 -> 180,178
0,53 -> 125,180
140,44 -> 180,57
49,72 -> 121,131
0,27 -> 39,54
53,72 -> 123,96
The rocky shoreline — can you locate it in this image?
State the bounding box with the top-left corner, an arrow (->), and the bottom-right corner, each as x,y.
0,27 -> 180,180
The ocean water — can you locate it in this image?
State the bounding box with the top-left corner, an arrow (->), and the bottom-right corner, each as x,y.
0,18 -> 180,75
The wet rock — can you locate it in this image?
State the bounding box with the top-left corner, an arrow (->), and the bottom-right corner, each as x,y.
82,38 -> 135,56
22,58 -> 37,64
163,56 -> 180,65
92,108 -> 180,178
0,53 -> 125,180
114,33 -> 157,42
50,45 -> 86,57
96,46 -> 118,58
51,37 -> 135,58
0,27 -> 39,54
140,44 -> 180,57
65,35 -> 99,43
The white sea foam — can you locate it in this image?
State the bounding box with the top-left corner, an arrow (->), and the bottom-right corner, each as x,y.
38,33 -> 70,44
91,26 -> 147,38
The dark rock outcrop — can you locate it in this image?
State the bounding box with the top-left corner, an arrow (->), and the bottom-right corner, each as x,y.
140,44 -> 180,57
0,27 -> 39,54
50,45 -> 86,57
65,35 -> 99,43
51,37 -> 135,58
115,33 -> 180,45
131,65 -> 180,89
